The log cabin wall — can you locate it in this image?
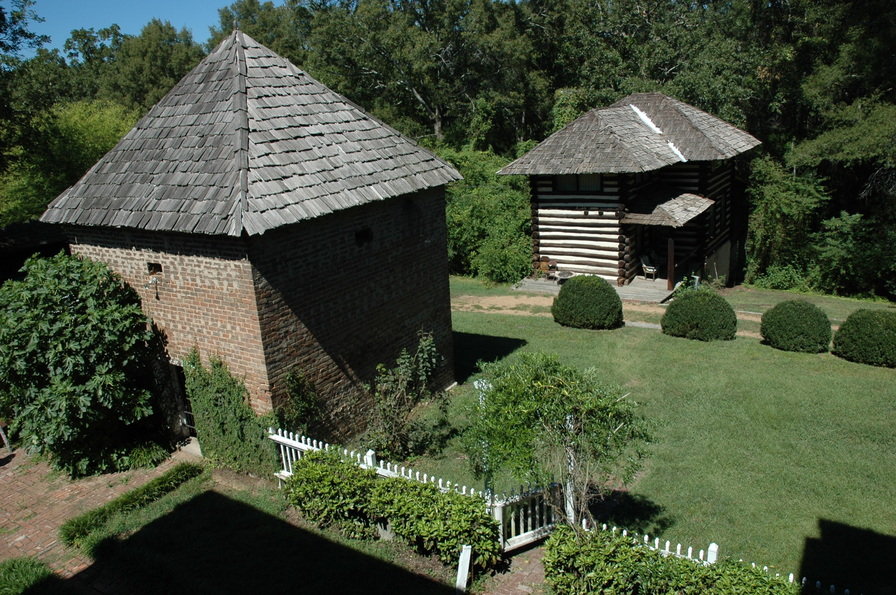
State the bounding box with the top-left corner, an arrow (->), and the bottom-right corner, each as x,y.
531,173 -> 624,280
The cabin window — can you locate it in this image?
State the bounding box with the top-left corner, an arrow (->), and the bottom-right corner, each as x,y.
553,174 -> 602,193
580,174 -> 602,192
147,262 -> 162,275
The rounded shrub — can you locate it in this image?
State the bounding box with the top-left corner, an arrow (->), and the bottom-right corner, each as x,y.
552,275 -> 623,330
661,288 -> 736,341
832,309 -> 896,367
760,300 -> 832,353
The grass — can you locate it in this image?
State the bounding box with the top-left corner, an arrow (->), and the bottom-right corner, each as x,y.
0,558 -> 54,595
411,298 -> 896,591
722,286 -> 896,324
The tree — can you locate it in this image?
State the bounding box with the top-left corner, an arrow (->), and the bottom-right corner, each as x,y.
0,253 -> 157,476
98,19 -> 204,111
0,0 -> 47,59
463,353 -> 649,526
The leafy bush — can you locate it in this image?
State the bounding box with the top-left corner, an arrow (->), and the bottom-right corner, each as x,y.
0,253 -> 161,477
661,288 -> 737,341
437,147 -> 531,283
366,332 -> 444,460
369,477 -> 501,569
59,462 -> 204,547
284,450 -> 377,537
751,264 -> 813,291
275,368 -> 320,435
551,275 -> 623,330
760,300 -> 832,353
544,525 -> 799,594
832,309 -> 896,367
0,557 -> 55,595
183,350 -> 276,475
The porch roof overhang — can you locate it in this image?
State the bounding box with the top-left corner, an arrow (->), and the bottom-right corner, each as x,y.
621,187 -> 714,228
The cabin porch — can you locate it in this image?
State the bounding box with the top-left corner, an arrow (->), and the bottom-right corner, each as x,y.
515,274 -> 675,303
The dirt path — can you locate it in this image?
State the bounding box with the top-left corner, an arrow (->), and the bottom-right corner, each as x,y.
451,294 -> 762,338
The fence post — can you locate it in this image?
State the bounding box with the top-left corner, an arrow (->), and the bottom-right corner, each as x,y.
707,543 -> 719,564
491,500 -> 505,547
455,545 -> 472,593
364,449 -> 377,468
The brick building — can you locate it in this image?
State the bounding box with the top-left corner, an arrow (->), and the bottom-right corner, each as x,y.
41,31 -> 461,438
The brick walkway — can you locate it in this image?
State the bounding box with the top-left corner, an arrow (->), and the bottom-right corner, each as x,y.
0,448 -> 189,577
480,546 -> 546,594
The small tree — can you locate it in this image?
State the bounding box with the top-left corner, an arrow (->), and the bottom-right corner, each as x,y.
463,353 -> 650,526
0,253 -> 157,476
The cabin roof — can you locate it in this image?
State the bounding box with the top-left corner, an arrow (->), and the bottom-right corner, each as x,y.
41,31 -> 461,237
498,93 -> 760,175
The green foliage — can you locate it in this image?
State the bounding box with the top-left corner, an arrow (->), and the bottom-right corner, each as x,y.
551,275 -> 623,330
182,350 -> 276,475
275,368 -> 320,436
0,253 -> 160,477
284,450 -> 377,538
750,264 -> 813,291
661,288 -> 737,341
0,557 -> 54,595
369,477 -> 501,569
812,212 -> 896,299
463,353 -> 649,525
437,147 -> 531,283
59,462 -> 204,548
746,156 -> 830,279
366,332 -> 443,460
282,451 -> 501,569
760,300 -> 832,353
544,525 -> 800,594
833,309 -> 896,368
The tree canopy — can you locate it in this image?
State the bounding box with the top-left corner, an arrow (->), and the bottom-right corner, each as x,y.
1,0 -> 895,296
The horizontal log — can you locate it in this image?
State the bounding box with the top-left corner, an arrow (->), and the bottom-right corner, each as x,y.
535,208 -> 622,217
535,222 -> 621,232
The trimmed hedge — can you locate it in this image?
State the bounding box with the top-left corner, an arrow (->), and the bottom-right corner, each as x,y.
760,300 -> 832,353
833,309 -> 896,367
59,462 -> 204,547
552,275 -> 624,330
544,525 -> 799,594
369,477 -> 501,569
284,450 -> 377,536
661,288 -> 736,341
283,452 -> 501,570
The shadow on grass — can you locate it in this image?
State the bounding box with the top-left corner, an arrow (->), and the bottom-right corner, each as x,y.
453,331 -> 526,383
590,491 -> 674,537
800,519 -> 896,595
27,491 -> 454,595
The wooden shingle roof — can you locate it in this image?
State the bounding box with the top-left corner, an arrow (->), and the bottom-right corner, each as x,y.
499,92 -> 760,175
41,31 -> 461,237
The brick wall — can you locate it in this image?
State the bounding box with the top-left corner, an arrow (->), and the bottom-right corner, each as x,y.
64,186 -> 455,436
67,228 -> 274,413
249,187 -> 455,439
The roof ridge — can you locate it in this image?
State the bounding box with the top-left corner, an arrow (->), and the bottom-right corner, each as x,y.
233,30 -> 250,235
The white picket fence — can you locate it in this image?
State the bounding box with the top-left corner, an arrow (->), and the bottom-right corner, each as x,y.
267,427 -> 857,592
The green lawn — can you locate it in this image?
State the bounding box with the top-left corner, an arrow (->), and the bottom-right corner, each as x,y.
720,286 -> 896,324
415,303 -> 895,589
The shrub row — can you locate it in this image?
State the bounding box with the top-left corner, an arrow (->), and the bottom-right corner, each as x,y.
544,525 -> 799,594
552,275 -> 624,330
661,287 -> 737,341
285,451 -> 501,569
59,462 -> 204,547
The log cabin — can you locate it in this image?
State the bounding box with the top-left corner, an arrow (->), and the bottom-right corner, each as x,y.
499,93 -> 761,290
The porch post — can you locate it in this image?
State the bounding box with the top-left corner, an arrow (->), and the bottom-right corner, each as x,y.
666,237 -> 675,291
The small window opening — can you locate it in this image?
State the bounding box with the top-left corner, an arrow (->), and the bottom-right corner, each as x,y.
354,227 -> 373,245
147,262 -> 162,275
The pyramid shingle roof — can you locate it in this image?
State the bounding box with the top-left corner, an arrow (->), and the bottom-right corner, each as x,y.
499,92 -> 760,175
41,31 -> 462,236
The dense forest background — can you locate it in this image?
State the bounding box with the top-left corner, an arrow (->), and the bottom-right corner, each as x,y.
1,0 -> 894,298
